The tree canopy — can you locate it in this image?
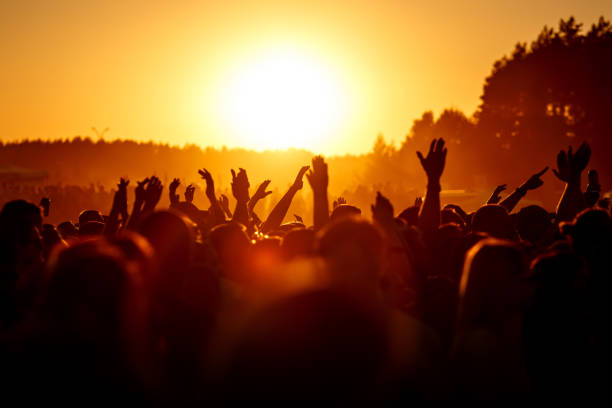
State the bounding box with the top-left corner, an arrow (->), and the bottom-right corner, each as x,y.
476,16 -> 612,183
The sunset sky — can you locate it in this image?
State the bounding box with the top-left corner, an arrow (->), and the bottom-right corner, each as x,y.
1,0 -> 611,155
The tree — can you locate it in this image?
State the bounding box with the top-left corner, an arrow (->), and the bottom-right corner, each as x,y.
476,16 -> 612,185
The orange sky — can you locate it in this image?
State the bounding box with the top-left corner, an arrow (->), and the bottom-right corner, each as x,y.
1,0 -> 611,155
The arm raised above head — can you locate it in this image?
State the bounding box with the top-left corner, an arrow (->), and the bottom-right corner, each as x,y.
307,156 -> 329,231
553,142 -> 590,221
261,165 -> 309,233
417,138 -> 447,237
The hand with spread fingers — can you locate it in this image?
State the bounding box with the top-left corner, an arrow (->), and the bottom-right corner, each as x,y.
143,176 -> 163,211
230,168 -> 250,203
198,168 -> 217,200
306,156 -> 328,193
169,178 -> 180,204
134,178 -> 150,205
417,138 -> 447,184
184,184 -> 196,203
553,142 -> 591,183
219,194 -> 232,218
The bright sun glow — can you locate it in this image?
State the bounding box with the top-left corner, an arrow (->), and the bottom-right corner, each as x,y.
217,48 -> 349,151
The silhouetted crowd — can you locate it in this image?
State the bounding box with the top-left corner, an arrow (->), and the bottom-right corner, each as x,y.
0,182 -> 114,225
1,139 -> 611,404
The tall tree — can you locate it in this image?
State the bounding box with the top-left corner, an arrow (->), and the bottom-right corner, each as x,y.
476,17 -> 612,185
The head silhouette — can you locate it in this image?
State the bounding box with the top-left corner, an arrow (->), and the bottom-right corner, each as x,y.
561,208 -> 612,261
281,228 -> 315,260
457,238 -> 526,332
137,210 -> 195,288
515,205 -> 554,244
441,208 -> 466,229
471,204 -> 514,239
45,239 -> 146,344
316,217 -> 385,287
330,204 -> 362,222
57,221 -> 78,240
78,209 -> 104,225
398,206 -> 419,226
208,222 -> 251,281
0,200 -> 43,292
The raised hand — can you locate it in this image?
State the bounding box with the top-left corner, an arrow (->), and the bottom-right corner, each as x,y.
134,178 -> 150,204
306,156 -> 328,193
553,142 -> 591,182
106,178 -> 129,235
498,168 -> 547,212
291,165 -> 310,191
587,169 -> 600,192
116,178 -> 129,220
487,184 -> 507,204
219,194 -> 232,218
260,165 -> 310,233
417,138 -> 447,183
585,169 -> 601,207
169,178 -> 180,204
252,180 -> 272,203
39,197 -> 51,217
143,176 -> 163,211
553,143 -> 591,221
414,196 -> 423,209
371,191 -> 394,224
198,168 -> 216,199
333,196 -> 346,209
416,138 -> 447,235
520,167 -> 548,191
306,156 -> 330,230
184,184 -> 195,203
230,168 -> 250,203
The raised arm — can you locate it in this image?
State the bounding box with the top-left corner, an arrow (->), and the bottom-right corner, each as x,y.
184,184 -> 195,203
499,167 -> 548,213
105,178 -> 129,236
307,156 -> 329,231
248,180 -> 272,217
169,178 -> 180,206
553,142 -> 590,221
127,178 -> 149,229
198,168 -> 225,225
261,165 -> 309,233
230,168 -> 250,227
142,176 -> 163,213
487,184 -> 507,205
39,197 -> 50,217
219,194 -> 233,218
417,138 -> 447,236
371,191 -> 404,246
584,169 -> 600,207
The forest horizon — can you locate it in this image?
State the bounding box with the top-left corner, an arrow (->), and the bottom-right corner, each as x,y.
2,1 -> 612,154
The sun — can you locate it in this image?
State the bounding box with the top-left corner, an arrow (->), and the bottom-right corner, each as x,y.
216,48 -> 349,151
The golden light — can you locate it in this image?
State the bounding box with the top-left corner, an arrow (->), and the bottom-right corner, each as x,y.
216,47 -> 350,151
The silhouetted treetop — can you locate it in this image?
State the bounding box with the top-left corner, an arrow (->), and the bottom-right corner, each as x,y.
477,16 -> 612,185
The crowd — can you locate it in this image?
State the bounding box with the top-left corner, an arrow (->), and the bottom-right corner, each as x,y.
0,182 -> 115,225
1,138 -> 610,403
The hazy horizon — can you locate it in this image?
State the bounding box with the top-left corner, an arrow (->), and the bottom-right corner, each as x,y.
2,1 -> 611,155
